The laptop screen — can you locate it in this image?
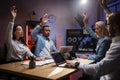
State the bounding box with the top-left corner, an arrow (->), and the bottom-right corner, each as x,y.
51,52 -> 66,66
58,46 -> 73,53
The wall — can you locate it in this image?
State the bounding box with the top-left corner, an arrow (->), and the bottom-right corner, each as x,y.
0,0 -> 98,58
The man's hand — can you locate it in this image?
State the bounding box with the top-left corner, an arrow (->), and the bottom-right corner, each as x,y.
10,6 -> 17,22
40,13 -> 48,25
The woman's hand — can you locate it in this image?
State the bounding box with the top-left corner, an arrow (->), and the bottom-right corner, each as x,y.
35,57 -> 45,61
80,55 -> 88,59
10,6 -> 17,22
83,12 -> 89,29
83,13 -> 88,23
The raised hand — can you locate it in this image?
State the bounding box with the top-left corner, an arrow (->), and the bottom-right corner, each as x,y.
98,0 -> 107,9
10,6 -> 17,22
83,12 -> 88,23
82,12 -> 89,28
41,13 -> 48,25
98,0 -> 111,14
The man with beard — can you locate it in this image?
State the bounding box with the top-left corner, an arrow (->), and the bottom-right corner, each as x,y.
31,13 -> 57,59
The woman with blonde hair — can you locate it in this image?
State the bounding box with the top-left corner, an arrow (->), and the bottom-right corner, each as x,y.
80,13 -> 111,62
95,21 -> 109,37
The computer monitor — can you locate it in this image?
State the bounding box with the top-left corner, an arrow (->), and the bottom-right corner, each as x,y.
66,29 -> 96,52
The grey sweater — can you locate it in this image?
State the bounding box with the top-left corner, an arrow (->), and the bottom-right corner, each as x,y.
5,22 -> 34,62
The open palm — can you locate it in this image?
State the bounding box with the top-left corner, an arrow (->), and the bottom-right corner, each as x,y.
10,6 -> 17,19
42,13 -> 48,24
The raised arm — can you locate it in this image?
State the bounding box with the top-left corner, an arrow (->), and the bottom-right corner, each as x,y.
40,13 -> 48,25
31,13 -> 48,41
83,13 -> 89,29
83,13 -> 97,39
10,6 -> 17,22
5,6 -> 17,45
98,0 -> 112,20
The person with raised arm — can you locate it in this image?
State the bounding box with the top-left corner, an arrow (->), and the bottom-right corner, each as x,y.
80,13 -> 111,63
5,6 -> 42,62
66,0 -> 120,80
31,13 -> 57,59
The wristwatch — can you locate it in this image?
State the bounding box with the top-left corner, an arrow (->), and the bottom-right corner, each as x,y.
75,62 -> 80,68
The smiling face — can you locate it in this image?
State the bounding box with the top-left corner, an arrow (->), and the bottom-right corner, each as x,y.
13,25 -> 24,40
94,21 -> 109,38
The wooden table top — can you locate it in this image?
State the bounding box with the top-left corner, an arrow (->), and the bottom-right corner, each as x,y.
0,61 -> 77,80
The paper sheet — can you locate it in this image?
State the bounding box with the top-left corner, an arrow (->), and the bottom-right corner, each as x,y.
21,59 -> 54,66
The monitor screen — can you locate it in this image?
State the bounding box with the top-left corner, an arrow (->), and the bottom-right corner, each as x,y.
66,29 -> 96,52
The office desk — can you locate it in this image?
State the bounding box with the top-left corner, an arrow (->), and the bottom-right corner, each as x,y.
0,61 -> 77,80
0,59 -> 93,80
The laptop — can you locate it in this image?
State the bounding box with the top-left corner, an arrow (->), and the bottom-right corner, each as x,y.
50,46 -> 73,67
58,46 -> 73,60
58,46 -> 73,54
50,52 -> 68,67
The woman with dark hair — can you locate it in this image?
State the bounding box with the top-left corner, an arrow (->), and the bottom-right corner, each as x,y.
5,6 -> 42,62
12,24 -> 26,45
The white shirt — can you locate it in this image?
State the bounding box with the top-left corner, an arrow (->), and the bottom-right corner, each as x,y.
40,39 -> 52,58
